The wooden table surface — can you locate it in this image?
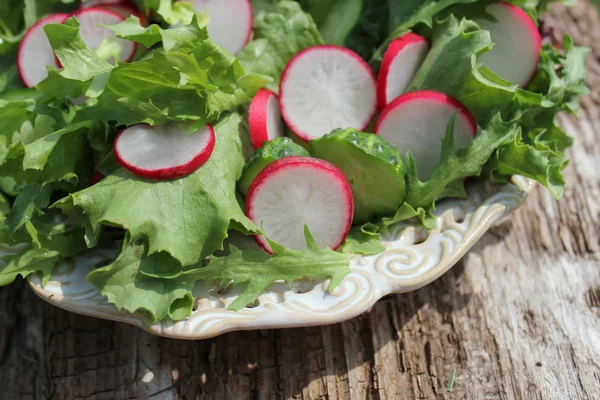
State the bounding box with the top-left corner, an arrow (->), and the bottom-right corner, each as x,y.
1,3 -> 599,400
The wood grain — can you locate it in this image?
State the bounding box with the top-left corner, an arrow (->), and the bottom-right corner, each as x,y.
1,2 -> 599,399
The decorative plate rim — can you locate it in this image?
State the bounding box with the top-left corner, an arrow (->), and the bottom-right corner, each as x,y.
27,176 -> 534,340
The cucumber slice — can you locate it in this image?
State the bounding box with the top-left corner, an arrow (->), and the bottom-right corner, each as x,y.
310,129 -> 405,224
238,137 -> 310,196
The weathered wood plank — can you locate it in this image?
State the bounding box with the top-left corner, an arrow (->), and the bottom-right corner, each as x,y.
0,2 -> 599,399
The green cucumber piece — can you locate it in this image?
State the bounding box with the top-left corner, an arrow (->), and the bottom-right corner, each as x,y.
310,129 -> 405,224
238,137 -> 310,196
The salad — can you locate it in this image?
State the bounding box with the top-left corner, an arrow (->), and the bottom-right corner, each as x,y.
0,0 -> 589,322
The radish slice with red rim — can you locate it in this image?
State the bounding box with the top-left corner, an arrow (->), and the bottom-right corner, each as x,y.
279,45 -> 377,142
375,90 -> 477,181
474,2 -> 542,87
188,0 -> 252,55
74,7 -> 137,62
17,13 -> 68,88
248,89 -> 284,150
246,156 -> 354,253
114,123 -> 216,180
377,33 -> 429,109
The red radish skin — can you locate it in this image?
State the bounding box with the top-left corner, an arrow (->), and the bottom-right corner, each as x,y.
375,90 -> 477,180
114,124 -> 216,180
98,4 -> 147,26
187,0 -> 252,55
17,13 -> 68,88
248,89 -> 284,150
81,0 -> 124,8
279,45 -> 377,142
246,157 -> 354,253
377,33 -> 429,109
474,2 -> 542,87
90,171 -> 104,186
73,7 -> 137,63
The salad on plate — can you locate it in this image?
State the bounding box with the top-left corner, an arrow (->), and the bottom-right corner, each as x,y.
0,0 -> 589,322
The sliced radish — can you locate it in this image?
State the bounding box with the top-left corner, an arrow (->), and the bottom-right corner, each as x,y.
98,4 -> 147,25
248,89 -> 284,150
246,156 -> 354,252
188,0 -> 252,55
74,7 -> 137,62
377,33 -> 429,109
375,90 -> 477,180
474,2 -> 542,87
17,13 -> 68,88
81,0 -> 124,8
279,45 -> 377,142
114,123 -> 216,180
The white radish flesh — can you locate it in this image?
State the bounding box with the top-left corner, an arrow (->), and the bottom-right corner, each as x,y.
474,2 -> 542,87
246,157 -> 354,252
114,123 -> 215,180
248,89 -> 284,150
377,33 -> 429,109
74,8 -> 137,62
17,14 -> 68,88
375,90 -> 477,181
189,0 -> 252,55
279,45 -> 377,141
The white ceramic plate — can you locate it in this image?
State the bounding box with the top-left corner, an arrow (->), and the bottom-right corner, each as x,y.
26,176 -> 533,340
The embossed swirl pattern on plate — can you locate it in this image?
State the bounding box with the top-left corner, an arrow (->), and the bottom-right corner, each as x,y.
25,177 -> 533,339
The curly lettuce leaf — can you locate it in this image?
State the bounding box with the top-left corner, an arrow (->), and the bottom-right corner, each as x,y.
407,16 -> 514,124
238,1 -> 323,91
44,17 -> 113,82
181,227 -> 351,311
0,248 -> 60,286
383,114 -> 520,227
0,194 -> 82,288
404,15 -> 587,201
87,226 -> 350,319
339,223 -> 386,255
44,15 -> 266,126
5,184 -> 52,235
24,210 -> 87,257
368,0 -> 477,63
0,120 -> 100,187
87,237 -> 195,322
486,129 -> 568,198
134,0 -> 196,25
56,113 -> 257,267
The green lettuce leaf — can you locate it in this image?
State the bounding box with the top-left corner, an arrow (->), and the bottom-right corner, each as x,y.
5,183 -> 52,235
87,236 -> 195,322
45,17 -> 113,82
0,247 -> 61,286
382,114 -> 520,227
405,15 -> 587,201
56,113 -> 257,267
238,1 -> 323,91
24,209 -> 87,257
134,0 -> 197,25
0,120 -> 99,187
339,223 -> 386,255
44,15 -> 266,126
182,227 -> 351,311
297,0 -> 363,45
368,0 -> 477,64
